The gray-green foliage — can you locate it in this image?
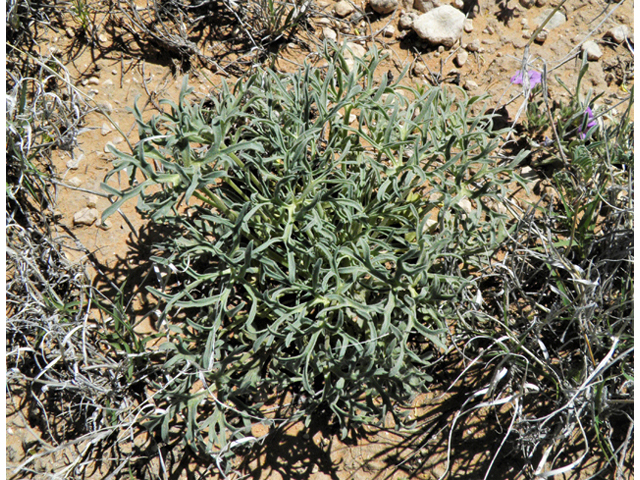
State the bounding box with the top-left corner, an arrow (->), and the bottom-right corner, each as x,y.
103,45 -> 526,464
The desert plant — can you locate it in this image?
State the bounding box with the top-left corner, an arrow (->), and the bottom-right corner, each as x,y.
103,44 -> 528,469
448,59 -> 634,480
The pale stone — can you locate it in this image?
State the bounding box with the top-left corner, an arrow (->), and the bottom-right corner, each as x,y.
535,0 -> 547,6
534,9 -> 567,31
414,0 -> 442,13
86,194 -> 98,208
519,0 -> 534,8
605,25 -> 629,44
582,40 -> 603,61
520,166 -> 537,180
322,27 -> 338,42
67,177 -> 82,187
455,50 -> 468,67
103,79 -> 114,86
534,29 -> 548,44
466,38 -> 481,52
111,69 -> 117,75
412,5 -> 465,47
73,208 -> 99,226
452,0 -> 464,8
463,80 -> 478,91
398,12 -> 418,30
463,19 -> 474,33
423,218 -> 438,233
66,155 -> 82,169
458,197 -> 473,213
104,141 -> 116,153
413,63 -> 426,75
370,0 -> 398,14
334,0 -> 355,17
316,18 -> 332,26
98,219 -> 113,230
382,25 -> 395,37
101,123 -> 112,136
98,33 -> 108,43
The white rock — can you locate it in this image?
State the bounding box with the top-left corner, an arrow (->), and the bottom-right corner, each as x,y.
520,166 -> 537,180
316,17 -> 332,26
104,141 -> 117,153
463,19 -> 474,33
334,0 -> 355,17
88,77 -> 100,85
103,79 -> 114,87
519,0 -> 534,8
370,0 -> 398,14
458,197 -> 473,213
423,218 -> 438,233
398,12 -> 418,29
98,219 -> 112,230
606,25 -> 629,44
101,123 -> 112,136
582,40 -> 603,61
455,50 -> 468,67
111,69 -> 117,75
412,5 -> 465,47
414,0 -> 441,13
67,177 -> 82,187
66,154 -> 83,169
98,33 -> 108,43
534,29 -> 548,44
345,42 -> 366,58
73,208 -> 99,226
466,38 -> 481,52
322,27 -> 338,42
86,194 -> 99,208
535,0 -> 547,6
413,63 -> 426,75
463,79 -> 478,91
452,0 -> 464,9
534,9 -> 567,31
382,25 -> 395,37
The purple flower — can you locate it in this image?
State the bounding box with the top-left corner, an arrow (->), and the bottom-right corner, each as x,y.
578,107 -> 598,138
510,69 -> 542,89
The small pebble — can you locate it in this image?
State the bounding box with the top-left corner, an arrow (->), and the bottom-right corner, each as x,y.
111,69 -> 118,75
455,50 -> 468,67
466,39 -> 481,52
67,177 -> 82,187
88,76 -> 100,85
522,30 -> 532,39
66,157 -> 81,169
453,0 -> 464,9
458,197 -> 473,213
103,79 -> 114,86
316,17 -> 332,26
413,63 -> 426,76
463,19 -> 474,33
322,27 -> 337,42
104,141 -> 116,153
582,40 -> 603,61
98,33 -> 108,43
534,29 -> 548,44
86,194 -> 98,208
535,0 -> 547,5
73,207 -> 99,226
382,25 -> 395,37
98,219 -> 113,230
519,0 -> 534,7
463,80 -> 478,91
605,25 -> 629,44
334,0 -> 355,18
